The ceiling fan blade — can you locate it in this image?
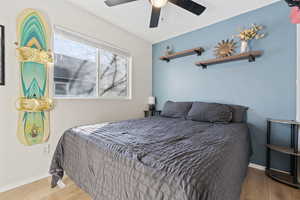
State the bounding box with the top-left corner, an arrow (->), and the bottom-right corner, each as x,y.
150,7 -> 161,28
169,0 -> 206,15
104,0 -> 137,7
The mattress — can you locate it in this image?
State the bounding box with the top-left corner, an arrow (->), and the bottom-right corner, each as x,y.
50,117 -> 251,200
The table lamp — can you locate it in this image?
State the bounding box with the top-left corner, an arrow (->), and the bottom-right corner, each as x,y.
148,96 -> 156,111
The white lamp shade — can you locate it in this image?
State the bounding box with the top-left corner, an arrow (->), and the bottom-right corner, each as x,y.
148,96 -> 156,105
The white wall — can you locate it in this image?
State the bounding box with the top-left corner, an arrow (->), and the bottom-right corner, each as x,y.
0,0 -> 152,191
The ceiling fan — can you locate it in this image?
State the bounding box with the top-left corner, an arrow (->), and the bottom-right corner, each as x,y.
104,0 -> 206,28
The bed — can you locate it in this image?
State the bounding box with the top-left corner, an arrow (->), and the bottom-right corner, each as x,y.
50,109 -> 251,200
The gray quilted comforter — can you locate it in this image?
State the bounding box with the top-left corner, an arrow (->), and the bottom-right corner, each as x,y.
50,117 -> 251,200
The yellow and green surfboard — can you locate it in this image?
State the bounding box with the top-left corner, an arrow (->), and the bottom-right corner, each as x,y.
16,9 -> 53,146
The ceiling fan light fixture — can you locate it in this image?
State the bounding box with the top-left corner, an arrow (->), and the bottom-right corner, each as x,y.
104,0 -> 207,28
150,0 -> 168,8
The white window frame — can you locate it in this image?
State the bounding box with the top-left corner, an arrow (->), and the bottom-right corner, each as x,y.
52,25 -> 132,100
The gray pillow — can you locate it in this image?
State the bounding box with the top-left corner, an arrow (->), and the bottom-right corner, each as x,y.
161,101 -> 192,118
226,104 -> 249,123
187,102 -> 233,123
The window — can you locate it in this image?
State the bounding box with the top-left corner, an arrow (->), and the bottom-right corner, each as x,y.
53,27 -> 131,99
99,49 -> 129,97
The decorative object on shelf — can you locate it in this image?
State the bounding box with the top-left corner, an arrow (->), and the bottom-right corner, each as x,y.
214,39 -> 237,58
16,9 -> 54,146
266,119 -> 300,188
234,24 -> 266,53
148,96 -> 156,111
240,41 -> 249,54
165,45 -> 174,56
160,47 -> 205,62
144,110 -> 161,118
0,25 -> 4,86
195,51 -> 263,69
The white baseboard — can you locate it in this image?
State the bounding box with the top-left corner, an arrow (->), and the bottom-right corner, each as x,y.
0,173 -> 49,193
249,163 -> 266,171
248,163 -> 292,175
0,163 -> 290,193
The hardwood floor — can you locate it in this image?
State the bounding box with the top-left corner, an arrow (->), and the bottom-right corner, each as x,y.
240,168 -> 300,200
0,168 -> 299,200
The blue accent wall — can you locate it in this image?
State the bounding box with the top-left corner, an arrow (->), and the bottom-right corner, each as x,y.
153,2 -> 297,170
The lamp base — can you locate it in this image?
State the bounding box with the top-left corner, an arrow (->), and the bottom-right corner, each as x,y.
149,104 -> 156,111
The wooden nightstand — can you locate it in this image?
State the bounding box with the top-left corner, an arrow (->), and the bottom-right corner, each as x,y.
265,119 -> 300,188
144,110 -> 161,118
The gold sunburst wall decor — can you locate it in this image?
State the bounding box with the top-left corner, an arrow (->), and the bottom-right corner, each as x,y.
214,39 -> 237,58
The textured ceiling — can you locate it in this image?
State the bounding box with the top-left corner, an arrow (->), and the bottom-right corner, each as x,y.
65,0 -> 279,43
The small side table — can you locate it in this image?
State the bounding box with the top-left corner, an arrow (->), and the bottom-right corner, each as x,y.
266,119 -> 300,189
144,110 -> 161,118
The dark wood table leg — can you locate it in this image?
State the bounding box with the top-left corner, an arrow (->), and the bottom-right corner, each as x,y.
266,120 -> 271,171
293,125 -> 298,184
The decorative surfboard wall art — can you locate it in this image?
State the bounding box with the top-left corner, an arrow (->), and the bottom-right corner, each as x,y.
15,9 -> 54,146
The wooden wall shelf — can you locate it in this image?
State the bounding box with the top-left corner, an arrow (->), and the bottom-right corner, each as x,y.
160,47 -> 205,62
195,51 -> 263,69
